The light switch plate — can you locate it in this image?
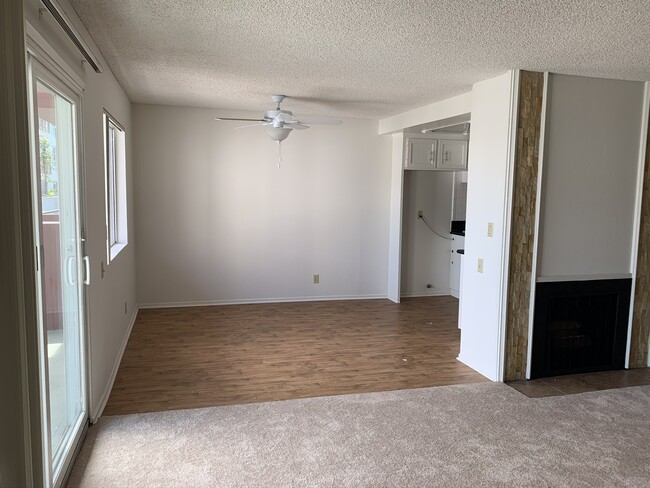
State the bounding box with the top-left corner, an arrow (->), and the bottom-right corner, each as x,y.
487,222 -> 494,237
477,258 -> 484,273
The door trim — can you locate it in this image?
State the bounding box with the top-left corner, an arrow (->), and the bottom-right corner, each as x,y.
25,21 -> 84,93
26,50 -> 89,488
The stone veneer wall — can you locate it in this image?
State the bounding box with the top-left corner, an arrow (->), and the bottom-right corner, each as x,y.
504,71 -> 544,381
630,108 -> 650,368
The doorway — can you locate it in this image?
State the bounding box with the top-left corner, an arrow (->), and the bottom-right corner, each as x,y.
28,57 -> 88,488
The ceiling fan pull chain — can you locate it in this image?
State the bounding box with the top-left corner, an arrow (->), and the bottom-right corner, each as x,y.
277,140 -> 282,168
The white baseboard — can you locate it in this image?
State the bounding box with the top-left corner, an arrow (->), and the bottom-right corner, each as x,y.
138,294 -> 388,309
400,291 -> 451,298
91,306 -> 139,423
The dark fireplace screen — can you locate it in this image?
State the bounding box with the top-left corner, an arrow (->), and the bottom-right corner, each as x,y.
530,279 -> 631,379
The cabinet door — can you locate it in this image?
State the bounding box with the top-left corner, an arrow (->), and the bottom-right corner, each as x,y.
405,138 -> 437,169
438,140 -> 468,170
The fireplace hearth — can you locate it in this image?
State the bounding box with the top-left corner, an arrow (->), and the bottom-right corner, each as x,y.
530,279 -> 631,379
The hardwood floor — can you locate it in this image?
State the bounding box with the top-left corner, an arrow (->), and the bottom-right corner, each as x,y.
103,296 -> 488,415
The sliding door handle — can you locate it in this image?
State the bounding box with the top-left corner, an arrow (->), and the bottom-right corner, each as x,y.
66,256 -> 76,285
82,255 -> 91,285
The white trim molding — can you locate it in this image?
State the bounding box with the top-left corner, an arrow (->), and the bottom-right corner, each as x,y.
496,69 -> 521,382
138,294 -> 389,310
536,273 -> 633,283
400,291 -> 451,298
525,71 -> 550,379
625,81 -> 650,367
25,21 -> 84,93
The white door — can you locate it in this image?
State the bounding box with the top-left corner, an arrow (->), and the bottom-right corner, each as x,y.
29,58 -> 88,488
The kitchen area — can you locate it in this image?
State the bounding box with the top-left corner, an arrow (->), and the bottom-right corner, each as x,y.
400,122 -> 469,304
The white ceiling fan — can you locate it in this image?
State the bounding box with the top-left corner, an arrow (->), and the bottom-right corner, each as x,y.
214,95 -> 342,142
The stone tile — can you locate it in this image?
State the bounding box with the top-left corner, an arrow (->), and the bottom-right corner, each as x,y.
504,70 -> 544,381
558,368 -> 650,392
576,370 -> 631,390
625,367 -> 650,382
539,376 -> 596,395
507,379 -> 563,398
507,369 -> 650,398
609,369 -> 650,388
630,117 -> 650,367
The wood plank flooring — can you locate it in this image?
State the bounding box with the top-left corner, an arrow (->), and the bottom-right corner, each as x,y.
104,296 -> 488,416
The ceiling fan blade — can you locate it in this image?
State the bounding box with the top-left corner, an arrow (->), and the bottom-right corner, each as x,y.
234,122 -> 270,129
283,122 -> 309,130
215,117 -> 266,122
294,118 -> 342,125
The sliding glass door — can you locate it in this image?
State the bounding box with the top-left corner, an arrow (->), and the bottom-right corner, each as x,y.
29,58 -> 88,488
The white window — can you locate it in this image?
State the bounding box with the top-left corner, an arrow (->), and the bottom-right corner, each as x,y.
104,112 -> 127,261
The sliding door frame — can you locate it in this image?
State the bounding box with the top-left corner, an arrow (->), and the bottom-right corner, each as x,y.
26,32 -> 90,488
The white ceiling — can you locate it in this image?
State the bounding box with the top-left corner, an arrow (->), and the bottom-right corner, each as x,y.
68,0 -> 650,119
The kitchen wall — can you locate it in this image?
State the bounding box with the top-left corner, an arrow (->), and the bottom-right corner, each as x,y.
133,104 -> 392,306
400,171 -> 453,296
24,0 -> 137,420
537,74 -> 645,279
381,94 -> 471,303
459,71 -> 517,381
452,173 -> 467,220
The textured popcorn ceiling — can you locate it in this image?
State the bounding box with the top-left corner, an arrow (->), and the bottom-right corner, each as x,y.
68,0 -> 650,118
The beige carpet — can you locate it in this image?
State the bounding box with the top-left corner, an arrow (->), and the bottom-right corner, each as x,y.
68,382 -> 650,487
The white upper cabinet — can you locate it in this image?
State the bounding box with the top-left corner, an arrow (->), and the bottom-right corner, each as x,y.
438,139 -> 468,170
405,138 -> 437,169
404,137 -> 467,170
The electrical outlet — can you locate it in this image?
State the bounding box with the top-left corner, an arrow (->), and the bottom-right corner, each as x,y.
417,210 -> 423,218
313,274 -> 320,284
487,222 -> 494,237
477,258 -> 484,273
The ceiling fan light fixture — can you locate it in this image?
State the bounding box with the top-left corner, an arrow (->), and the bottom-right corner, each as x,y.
265,126 -> 292,141
215,95 -> 341,145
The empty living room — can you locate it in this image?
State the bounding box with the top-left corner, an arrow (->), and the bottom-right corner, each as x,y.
2,1 -> 650,487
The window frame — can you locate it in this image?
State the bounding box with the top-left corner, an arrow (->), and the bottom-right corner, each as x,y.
103,111 -> 127,262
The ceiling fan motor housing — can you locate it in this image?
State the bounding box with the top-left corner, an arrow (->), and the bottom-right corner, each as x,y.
265,110 -> 294,127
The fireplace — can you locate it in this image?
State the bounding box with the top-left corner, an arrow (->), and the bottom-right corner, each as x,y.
530,279 -> 631,379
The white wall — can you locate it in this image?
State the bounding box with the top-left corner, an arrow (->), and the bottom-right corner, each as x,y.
452,173 -> 468,220
24,0 -> 137,420
133,104 -> 392,305
80,60 -> 136,421
401,171 -> 453,296
459,71 -> 516,381
537,74 -> 645,279
387,133 -> 405,302
1,1 -> 32,485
